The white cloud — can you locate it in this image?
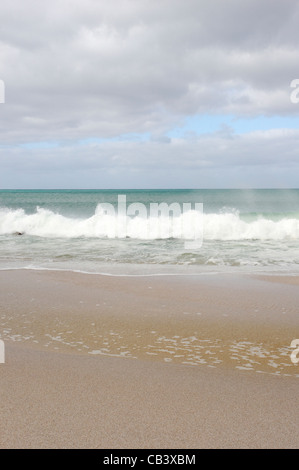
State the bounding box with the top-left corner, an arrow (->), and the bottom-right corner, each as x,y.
1,127 -> 299,188
0,0 -> 299,186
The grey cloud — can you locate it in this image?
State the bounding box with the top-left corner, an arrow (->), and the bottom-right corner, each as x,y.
1,127 -> 299,178
0,0 -> 299,188
0,129 -> 299,188
1,0 -> 299,145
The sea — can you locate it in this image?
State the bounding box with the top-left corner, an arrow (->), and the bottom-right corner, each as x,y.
0,189 -> 299,276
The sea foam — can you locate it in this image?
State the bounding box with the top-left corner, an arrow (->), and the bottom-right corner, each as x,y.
0,206 -> 299,241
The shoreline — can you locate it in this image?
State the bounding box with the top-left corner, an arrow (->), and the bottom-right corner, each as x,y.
0,269 -> 298,375
0,268 -> 298,448
3,264 -> 299,277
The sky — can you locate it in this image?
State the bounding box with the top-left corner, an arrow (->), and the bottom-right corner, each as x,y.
1,0 -> 299,189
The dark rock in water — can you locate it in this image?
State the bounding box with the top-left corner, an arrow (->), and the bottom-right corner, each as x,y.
13,231 -> 24,236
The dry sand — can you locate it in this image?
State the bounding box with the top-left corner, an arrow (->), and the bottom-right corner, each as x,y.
0,269 -> 298,448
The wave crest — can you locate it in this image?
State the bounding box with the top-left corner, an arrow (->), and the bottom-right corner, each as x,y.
0,206 -> 299,240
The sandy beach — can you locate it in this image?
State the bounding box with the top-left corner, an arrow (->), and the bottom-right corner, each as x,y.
1,0 -> 299,452
0,269 -> 298,448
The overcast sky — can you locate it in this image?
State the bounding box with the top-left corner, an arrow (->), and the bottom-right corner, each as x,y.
1,0 -> 299,188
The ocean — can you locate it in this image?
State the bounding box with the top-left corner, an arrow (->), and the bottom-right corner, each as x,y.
0,189 -> 299,275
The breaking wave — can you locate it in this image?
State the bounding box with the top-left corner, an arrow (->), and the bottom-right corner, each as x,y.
0,205 -> 299,241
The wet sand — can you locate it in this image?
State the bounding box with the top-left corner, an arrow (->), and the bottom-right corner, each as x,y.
0,269 -> 298,448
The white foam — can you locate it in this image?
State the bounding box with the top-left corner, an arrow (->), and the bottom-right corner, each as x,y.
203,212 -> 299,240
0,206 -> 299,241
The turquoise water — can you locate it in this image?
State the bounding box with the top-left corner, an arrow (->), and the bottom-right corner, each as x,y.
0,189 -> 299,274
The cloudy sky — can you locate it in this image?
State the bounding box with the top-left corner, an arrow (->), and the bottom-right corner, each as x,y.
1,0 -> 299,188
